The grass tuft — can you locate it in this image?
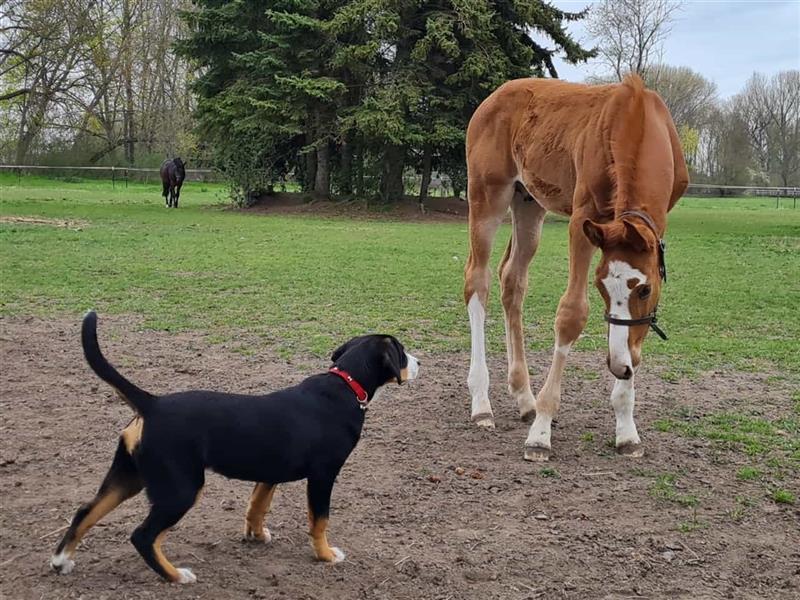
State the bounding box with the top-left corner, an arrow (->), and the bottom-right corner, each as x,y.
736,466 -> 761,481
650,473 -> 699,507
539,466 -> 560,479
770,488 -> 796,505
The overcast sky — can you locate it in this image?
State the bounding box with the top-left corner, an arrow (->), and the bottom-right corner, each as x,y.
548,0 -> 800,98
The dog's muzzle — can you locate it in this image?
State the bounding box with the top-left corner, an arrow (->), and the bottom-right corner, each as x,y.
405,353 -> 420,381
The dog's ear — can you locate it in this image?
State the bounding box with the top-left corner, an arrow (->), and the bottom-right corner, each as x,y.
331,337 -> 360,363
382,337 -> 405,384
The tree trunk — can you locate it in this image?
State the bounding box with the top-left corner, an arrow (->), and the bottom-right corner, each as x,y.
380,144 -> 405,202
305,145 -> 317,193
354,143 -> 364,197
302,114 -> 317,192
418,144 -> 432,205
122,0 -> 135,165
314,141 -> 330,198
340,139 -> 353,196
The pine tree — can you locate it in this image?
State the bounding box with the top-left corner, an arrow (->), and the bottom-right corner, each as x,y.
179,0 -> 592,203
178,1 -> 344,201
332,0 -> 592,201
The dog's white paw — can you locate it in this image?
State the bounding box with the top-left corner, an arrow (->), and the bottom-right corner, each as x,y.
329,547 -> 345,564
50,552 -> 75,574
175,567 -> 197,584
244,528 -> 272,543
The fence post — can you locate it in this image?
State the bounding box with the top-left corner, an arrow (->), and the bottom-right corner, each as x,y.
112,166 -> 116,189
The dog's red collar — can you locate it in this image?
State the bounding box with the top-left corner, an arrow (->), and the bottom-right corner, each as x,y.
328,367 -> 369,408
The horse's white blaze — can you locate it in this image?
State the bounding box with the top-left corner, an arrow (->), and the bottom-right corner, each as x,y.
611,376 -> 640,446
467,293 -> 492,420
602,260 -> 646,377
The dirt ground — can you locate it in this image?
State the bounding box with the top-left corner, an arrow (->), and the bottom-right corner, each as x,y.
244,193 -> 471,222
1,315 -> 798,600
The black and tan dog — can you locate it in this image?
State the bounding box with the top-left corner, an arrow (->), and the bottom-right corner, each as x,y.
50,311 -> 419,583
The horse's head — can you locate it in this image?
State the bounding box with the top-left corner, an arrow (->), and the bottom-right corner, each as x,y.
583,213 -> 666,379
173,157 -> 186,182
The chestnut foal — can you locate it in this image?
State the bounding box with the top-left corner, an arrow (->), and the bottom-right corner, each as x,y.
464,75 -> 688,461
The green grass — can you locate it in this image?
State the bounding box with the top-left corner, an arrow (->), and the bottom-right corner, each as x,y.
1,173 -> 800,373
677,518 -> 707,533
539,466 -> 560,478
649,473 -> 699,507
770,488 -> 796,505
736,466 -> 762,481
654,412 -> 799,460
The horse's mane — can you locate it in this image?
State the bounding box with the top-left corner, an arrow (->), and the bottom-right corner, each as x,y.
606,74 -> 647,210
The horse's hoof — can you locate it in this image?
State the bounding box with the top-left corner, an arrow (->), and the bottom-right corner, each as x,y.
471,413 -> 495,429
616,442 -> 644,457
524,445 -> 551,462
520,408 -> 536,423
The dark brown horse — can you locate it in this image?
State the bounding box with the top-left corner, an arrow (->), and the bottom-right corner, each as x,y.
160,158 -> 186,208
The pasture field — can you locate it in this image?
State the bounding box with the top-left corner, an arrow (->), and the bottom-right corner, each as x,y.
1,174 -> 798,599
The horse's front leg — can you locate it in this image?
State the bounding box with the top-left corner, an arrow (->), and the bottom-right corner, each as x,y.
524,215 -> 595,461
611,374 -> 643,456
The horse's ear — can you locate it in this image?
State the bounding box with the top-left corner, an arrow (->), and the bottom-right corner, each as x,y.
621,220 -> 653,252
583,219 -> 606,248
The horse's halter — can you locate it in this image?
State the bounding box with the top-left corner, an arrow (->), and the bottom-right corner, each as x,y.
603,210 -> 669,341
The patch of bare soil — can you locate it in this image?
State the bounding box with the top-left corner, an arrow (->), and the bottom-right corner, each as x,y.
0,216 -> 88,230
1,316 -> 798,600
242,193 -> 470,222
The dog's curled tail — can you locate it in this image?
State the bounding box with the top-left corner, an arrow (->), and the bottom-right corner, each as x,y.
82,311 -> 154,414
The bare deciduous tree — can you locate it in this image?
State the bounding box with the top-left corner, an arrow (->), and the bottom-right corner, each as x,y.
734,71 -> 800,186
644,64 -> 717,130
1,0 -> 195,165
587,0 -> 683,81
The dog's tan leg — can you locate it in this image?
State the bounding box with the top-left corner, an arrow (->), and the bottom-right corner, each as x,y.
308,515 -> 343,562
306,476 -> 344,563
51,439 -> 142,574
244,483 -> 276,542
130,494 -> 199,583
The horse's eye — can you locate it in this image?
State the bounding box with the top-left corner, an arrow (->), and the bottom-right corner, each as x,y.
638,285 -> 652,300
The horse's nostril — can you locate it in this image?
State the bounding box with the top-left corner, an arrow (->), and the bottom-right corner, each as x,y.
622,366 -> 632,379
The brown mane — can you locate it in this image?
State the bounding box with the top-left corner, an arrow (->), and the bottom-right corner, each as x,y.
606,74 -> 648,212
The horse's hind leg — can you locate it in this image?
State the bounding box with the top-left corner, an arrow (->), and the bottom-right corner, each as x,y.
163,182 -> 170,206
464,179 -> 513,428
499,191 -> 546,421
51,439 -> 143,574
